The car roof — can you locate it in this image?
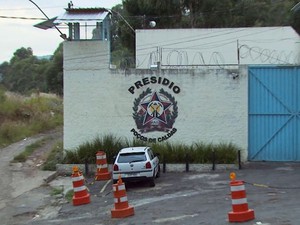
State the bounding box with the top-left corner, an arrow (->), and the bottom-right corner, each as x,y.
119,146 -> 149,154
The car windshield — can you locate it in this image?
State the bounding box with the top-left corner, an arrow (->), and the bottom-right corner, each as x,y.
117,152 -> 146,163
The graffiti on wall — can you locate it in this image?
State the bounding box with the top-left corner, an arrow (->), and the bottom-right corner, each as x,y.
128,76 -> 180,143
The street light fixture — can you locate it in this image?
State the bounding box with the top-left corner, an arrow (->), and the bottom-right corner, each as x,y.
28,0 -> 67,39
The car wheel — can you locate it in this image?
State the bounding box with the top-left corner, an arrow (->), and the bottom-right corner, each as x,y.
149,178 -> 155,187
149,172 -> 156,187
156,164 -> 161,178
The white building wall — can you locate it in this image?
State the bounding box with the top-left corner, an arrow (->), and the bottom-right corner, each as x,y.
64,41 -> 248,160
136,27 -> 300,69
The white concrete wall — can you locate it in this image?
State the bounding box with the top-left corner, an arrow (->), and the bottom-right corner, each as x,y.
136,27 -> 300,69
64,40 -> 248,160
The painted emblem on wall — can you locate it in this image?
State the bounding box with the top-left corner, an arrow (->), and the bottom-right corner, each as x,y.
133,88 -> 178,133
128,76 -> 180,143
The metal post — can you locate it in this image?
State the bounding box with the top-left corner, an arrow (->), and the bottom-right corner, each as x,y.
163,155 -> 166,173
237,39 -> 240,65
185,153 -> 189,172
212,150 -> 216,171
85,159 -> 89,176
238,150 -> 242,170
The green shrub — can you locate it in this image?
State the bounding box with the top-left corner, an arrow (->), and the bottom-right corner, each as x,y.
13,152 -> 27,162
63,135 -> 240,164
42,141 -> 64,171
65,190 -> 74,202
51,187 -> 64,196
214,143 -> 240,164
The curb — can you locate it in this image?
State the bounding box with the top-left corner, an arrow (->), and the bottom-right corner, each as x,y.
56,163 -> 238,175
43,171 -> 59,183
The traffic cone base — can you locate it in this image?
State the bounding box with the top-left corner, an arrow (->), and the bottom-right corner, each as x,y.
72,194 -> 91,206
111,205 -> 134,218
228,209 -> 255,222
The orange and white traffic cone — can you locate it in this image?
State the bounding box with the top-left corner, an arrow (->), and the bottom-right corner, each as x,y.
111,176 -> 134,218
228,172 -> 255,222
95,151 -> 111,181
71,166 -> 91,206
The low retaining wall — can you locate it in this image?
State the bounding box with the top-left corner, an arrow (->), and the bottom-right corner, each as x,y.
56,163 -> 238,175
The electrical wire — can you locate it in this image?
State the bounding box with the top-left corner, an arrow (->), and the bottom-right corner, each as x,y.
0,15 -> 46,20
0,5 -> 64,11
135,27 -> 296,65
136,27 -> 283,52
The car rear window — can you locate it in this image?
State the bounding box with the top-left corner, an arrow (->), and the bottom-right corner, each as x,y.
117,152 -> 146,163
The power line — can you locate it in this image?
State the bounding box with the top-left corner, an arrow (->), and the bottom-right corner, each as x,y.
0,5 -> 64,11
0,15 -> 46,20
136,27 -> 286,52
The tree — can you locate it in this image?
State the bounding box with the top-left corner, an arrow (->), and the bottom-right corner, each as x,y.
1,47 -> 52,95
10,47 -> 33,63
0,44 -> 64,96
0,62 -> 9,83
2,48 -> 40,93
289,0 -> 300,35
44,43 -> 63,95
110,4 -> 136,68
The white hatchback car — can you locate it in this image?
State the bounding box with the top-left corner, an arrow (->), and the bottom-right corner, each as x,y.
112,146 -> 160,187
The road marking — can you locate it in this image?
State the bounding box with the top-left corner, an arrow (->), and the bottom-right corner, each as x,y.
153,214 -> 198,223
186,174 -> 220,180
100,179 -> 111,193
132,190 -> 200,207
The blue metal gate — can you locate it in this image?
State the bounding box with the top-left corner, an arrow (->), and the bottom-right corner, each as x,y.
248,66 -> 300,161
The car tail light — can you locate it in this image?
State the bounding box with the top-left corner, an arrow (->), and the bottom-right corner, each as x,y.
113,164 -> 119,171
145,161 -> 152,169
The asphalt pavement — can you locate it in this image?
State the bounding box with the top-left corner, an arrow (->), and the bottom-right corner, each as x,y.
1,132 -> 300,225
13,163 -> 300,224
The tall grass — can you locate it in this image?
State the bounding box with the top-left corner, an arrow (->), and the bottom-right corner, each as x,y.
12,138 -> 46,162
64,134 -> 124,164
63,135 -> 241,164
0,90 -> 63,147
42,141 -> 64,171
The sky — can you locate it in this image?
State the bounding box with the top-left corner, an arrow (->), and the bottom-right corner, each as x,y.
0,0 -> 122,63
